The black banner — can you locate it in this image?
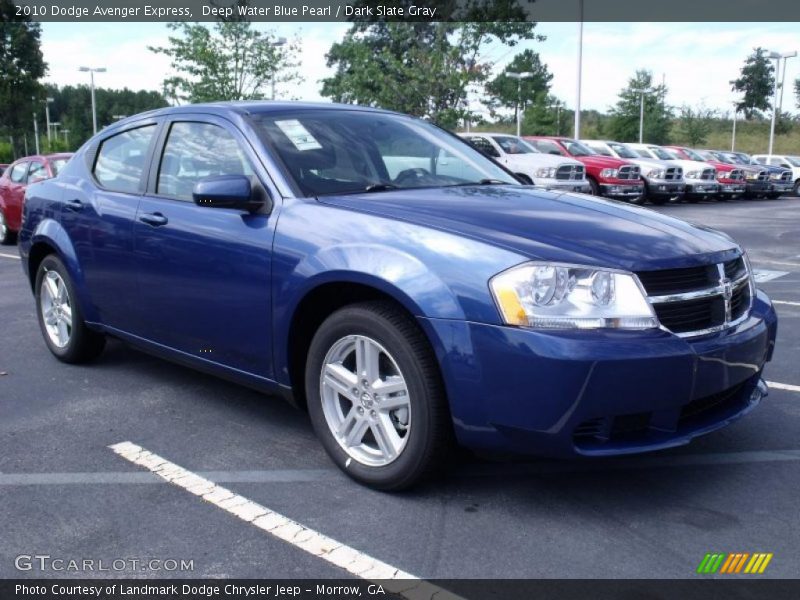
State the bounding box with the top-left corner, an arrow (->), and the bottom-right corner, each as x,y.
2,579 -> 800,600
7,0 -> 800,23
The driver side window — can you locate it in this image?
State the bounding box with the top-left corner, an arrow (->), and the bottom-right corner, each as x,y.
157,121 -> 253,202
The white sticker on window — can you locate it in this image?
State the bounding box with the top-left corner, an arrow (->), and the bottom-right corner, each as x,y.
275,119 -> 322,151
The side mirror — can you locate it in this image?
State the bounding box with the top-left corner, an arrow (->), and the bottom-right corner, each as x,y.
192,175 -> 265,212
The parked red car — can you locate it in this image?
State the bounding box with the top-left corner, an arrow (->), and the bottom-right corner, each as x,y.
0,164 -> 8,176
524,136 -> 644,203
0,153 -> 72,244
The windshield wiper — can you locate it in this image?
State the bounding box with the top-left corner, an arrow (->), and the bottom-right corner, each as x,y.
450,178 -> 512,187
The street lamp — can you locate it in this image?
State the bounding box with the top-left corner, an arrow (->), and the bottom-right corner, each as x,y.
731,102 -> 739,151
632,88 -> 654,144
778,51 -> 797,114
79,66 -> 107,135
270,37 -> 287,100
31,96 -> 40,155
574,0 -> 584,139
507,71 -> 533,137
766,51 -> 796,160
44,97 -> 54,145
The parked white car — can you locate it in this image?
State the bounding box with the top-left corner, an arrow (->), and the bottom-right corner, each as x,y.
459,133 -> 591,193
628,144 -> 719,203
752,154 -> 800,195
581,140 -> 685,205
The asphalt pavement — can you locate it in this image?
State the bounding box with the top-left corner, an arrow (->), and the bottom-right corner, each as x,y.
1,195 -> 798,581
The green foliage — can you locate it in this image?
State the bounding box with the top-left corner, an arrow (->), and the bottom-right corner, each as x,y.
796,77 -> 800,109
730,47 -> 775,118
485,49 -> 553,120
0,0 -> 48,157
321,21 -> 542,128
674,105 -> 717,147
606,70 -> 672,144
149,22 -> 302,103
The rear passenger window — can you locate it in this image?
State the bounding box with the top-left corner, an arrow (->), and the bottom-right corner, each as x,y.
157,122 -> 253,201
94,125 -> 156,193
10,163 -> 28,183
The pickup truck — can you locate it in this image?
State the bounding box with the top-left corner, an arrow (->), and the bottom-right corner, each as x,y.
524,136 -> 644,203
751,154 -> 799,197
459,133 -> 590,193
717,151 -> 785,199
689,150 -> 747,200
581,139 -> 684,205
630,144 -> 719,203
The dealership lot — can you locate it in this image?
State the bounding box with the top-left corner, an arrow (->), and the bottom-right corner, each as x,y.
1,196 -> 799,581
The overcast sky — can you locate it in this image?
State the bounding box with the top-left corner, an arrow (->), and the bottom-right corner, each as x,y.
40,21 -> 800,117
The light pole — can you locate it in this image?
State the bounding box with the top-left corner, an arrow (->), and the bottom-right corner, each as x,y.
574,0 -> 584,139
44,97 -> 54,145
766,51 -> 795,160
633,88 -> 653,144
507,71 -> 533,137
731,103 -> 739,151
79,66 -> 107,134
270,37 -> 287,100
32,96 -> 40,155
778,51 -> 797,113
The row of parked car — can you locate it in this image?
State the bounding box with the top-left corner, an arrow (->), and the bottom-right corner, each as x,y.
459,132 -> 800,205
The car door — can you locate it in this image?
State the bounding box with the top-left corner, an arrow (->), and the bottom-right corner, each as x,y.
133,116 -> 277,378
2,162 -> 29,230
60,120 -> 161,331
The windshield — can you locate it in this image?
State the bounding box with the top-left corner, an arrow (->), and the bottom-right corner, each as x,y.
680,147 -> 705,161
785,156 -> 800,167
50,158 -> 70,175
609,143 -> 640,159
695,150 -> 715,161
660,148 -> 683,160
728,153 -> 751,165
562,139 -> 596,157
493,136 -> 539,155
249,110 -> 519,196
710,152 -> 734,165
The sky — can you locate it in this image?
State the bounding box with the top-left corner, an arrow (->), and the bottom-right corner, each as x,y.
40,21 -> 800,118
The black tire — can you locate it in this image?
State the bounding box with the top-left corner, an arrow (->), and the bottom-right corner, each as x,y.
0,209 -> 16,245
34,254 -> 105,363
305,301 -> 452,490
794,180 -> 800,197
629,181 -> 646,205
686,195 -> 700,204
515,173 -> 533,185
587,177 -> 600,196
767,192 -> 781,200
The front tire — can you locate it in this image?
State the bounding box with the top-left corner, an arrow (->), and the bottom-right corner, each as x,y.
305,301 -> 452,490
35,255 -> 105,363
587,177 -> 600,196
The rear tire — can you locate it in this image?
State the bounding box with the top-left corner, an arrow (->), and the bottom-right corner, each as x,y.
305,301 -> 452,490
629,182 -> 646,205
794,180 -> 800,196
0,209 -> 15,245
35,255 -> 106,363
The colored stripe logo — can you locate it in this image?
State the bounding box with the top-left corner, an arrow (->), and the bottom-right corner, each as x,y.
697,552 -> 773,574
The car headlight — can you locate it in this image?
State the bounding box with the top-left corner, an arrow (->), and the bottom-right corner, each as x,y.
646,168 -> 665,178
685,170 -> 701,179
745,172 -> 758,180
534,167 -> 557,178
769,172 -> 782,180
600,168 -> 618,178
716,171 -> 730,180
490,262 -> 658,330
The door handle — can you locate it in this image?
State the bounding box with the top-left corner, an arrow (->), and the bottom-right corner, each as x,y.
139,212 -> 169,227
64,199 -> 84,211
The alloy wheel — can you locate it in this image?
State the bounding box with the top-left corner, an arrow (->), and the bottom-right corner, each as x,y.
40,270 -> 73,348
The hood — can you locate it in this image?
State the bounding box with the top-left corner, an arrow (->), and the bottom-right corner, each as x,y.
504,153 -> 583,169
665,159 -> 714,173
570,154 -> 632,168
628,157 -> 668,171
318,186 -> 738,272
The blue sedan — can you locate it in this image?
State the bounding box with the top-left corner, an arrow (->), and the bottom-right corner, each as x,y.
18,102 -> 777,489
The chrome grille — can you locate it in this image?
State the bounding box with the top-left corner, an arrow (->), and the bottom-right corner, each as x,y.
756,170 -> 768,181
556,164 -> 585,181
636,256 -> 752,337
665,167 -> 683,180
617,165 -> 640,180
719,169 -> 744,181
700,168 -> 716,180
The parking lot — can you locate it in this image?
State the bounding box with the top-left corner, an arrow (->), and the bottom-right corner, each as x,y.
1,195 -> 799,581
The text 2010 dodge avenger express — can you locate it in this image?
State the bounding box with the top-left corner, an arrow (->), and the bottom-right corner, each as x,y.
19,103 -> 777,490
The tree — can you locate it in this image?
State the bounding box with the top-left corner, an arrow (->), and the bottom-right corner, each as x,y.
730,48 -> 775,118
607,70 -> 672,144
0,0 -> 48,159
149,22 -> 302,103
322,21 -> 542,128
675,105 -> 716,147
485,50 -> 553,121
795,77 -> 800,109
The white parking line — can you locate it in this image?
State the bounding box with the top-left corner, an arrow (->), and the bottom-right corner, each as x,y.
0,252 -> 20,260
767,381 -> 800,393
773,300 -> 800,307
109,442 -> 461,599
752,269 -> 789,283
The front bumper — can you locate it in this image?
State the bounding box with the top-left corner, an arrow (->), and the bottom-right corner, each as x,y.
769,181 -> 794,194
537,179 -> 592,194
599,182 -> 644,199
645,180 -> 685,199
744,180 -> 771,196
685,181 -> 720,198
719,183 -> 746,195
421,290 -> 777,458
